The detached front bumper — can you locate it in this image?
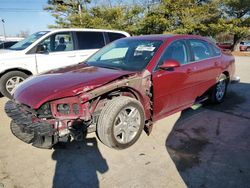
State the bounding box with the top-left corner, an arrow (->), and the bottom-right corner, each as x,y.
4,100 -> 56,149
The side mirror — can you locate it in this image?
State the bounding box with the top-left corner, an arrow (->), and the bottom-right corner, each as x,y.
159,59 -> 181,71
36,44 -> 48,54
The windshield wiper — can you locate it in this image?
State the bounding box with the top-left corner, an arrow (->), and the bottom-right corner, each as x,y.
96,65 -> 121,70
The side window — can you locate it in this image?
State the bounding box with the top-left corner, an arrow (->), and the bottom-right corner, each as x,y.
107,32 -> 126,42
190,40 -> 212,61
39,32 -> 73,52
210,43 -> 221,56
76,32 -> 105,50
158,40 -> 188,68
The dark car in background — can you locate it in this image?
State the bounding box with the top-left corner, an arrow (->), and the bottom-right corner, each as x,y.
216,43 -> 233,51
0,41 -> 18,49
240,41 -> 250,51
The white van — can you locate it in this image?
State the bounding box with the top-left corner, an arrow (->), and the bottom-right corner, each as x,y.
0,28 -> 130,98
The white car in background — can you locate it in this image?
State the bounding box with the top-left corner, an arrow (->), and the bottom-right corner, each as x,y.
0,28 -> 130,98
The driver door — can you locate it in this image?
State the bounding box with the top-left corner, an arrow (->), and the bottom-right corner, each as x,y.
152,40 -> 196,120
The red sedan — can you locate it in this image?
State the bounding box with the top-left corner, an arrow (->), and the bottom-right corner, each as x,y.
5,34 -> 238,149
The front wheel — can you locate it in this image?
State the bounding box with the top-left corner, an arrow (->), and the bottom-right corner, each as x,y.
209,74 -> 228,104
0,71 -> 29,99
97,96 -> 145,149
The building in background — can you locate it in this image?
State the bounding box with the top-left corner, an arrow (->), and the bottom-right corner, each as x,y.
0,36 -> 24,42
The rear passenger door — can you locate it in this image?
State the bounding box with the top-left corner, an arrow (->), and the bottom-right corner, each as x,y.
187,39 -> 220,97
74,31 -> 106,62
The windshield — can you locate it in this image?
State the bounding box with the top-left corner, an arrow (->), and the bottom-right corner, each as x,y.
9,31 -> 49,50
86,39 -> 163,71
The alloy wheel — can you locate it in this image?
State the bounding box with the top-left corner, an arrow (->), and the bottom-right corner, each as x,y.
5,76 -> 24,94
113,106 -> 141,144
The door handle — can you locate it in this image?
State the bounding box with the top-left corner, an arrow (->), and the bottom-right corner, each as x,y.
157,73 -> 163,78
68,55 -> 76,58
214,62 -> 219,66
186,68 -> 192,74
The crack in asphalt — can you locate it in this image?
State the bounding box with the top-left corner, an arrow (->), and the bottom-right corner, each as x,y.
208,109 -> 250,120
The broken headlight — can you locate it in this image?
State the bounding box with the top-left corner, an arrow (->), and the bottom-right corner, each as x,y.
57,104 -> 70,115
37,103 -> 52,118
72,103 -> 80,114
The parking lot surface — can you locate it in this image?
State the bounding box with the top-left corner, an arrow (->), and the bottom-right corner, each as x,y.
0,56 -> 249,188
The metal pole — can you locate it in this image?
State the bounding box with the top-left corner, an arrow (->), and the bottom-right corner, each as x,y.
1,19 -> 6,41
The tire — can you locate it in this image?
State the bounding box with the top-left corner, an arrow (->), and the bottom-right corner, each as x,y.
97,96 -> 145,149
0,71 -> 29,99
209,74 -> 228,104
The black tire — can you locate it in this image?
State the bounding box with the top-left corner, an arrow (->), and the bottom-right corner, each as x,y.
0,71 -> 29,99
209,74 -> 228,104
97,96 -> 145,149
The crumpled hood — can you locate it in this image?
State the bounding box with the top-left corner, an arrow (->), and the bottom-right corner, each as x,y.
14,63 -> 134,109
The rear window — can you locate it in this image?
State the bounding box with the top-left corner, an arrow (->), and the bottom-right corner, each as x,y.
107,32 -> 127,42
76,32 -> 105,50
210,44 -> 221,56
189,40 -> 213,61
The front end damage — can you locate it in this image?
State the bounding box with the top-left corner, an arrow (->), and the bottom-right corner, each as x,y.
5,101 -> 55,148
5,71 -> 153,149
5,96 -> 95,149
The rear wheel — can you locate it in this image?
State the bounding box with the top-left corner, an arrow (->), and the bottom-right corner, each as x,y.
209,74 -> 228,104
0,71 -> 29,99
97,96 -> 145,149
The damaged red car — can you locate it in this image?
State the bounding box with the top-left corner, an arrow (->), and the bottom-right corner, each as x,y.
5,35 -> 238,149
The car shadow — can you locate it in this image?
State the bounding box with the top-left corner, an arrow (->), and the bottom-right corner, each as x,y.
51,133 -> 109,188
166,83 -> 250,188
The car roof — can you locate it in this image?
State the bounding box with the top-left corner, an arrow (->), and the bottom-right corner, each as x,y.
45,28 -> 130,37
123,34 -> 210,41
128,34 -> 174,40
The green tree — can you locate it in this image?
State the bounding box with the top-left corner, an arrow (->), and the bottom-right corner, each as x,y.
220,0 -> 250,50
139,0 -> 221,35
45,0 -> 250,51
44,0 -> 91,28
44,0 -> 144,35
139,0 -> 250,50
